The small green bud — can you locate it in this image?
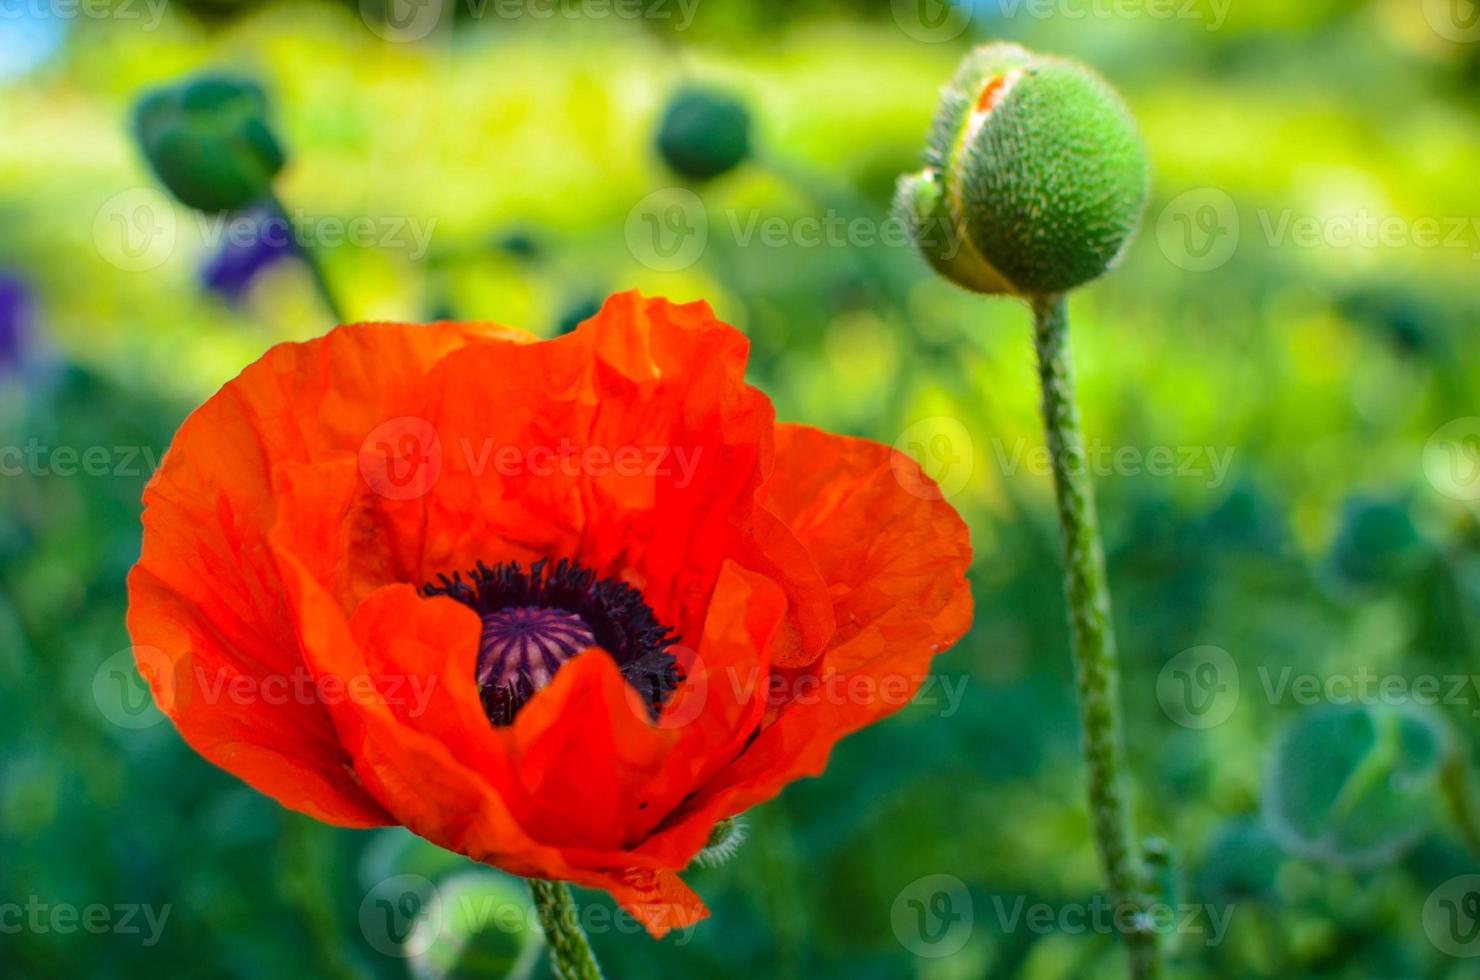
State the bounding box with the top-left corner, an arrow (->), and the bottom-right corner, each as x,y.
895,42 -> 1149,296
691,815 -> 747,868
134,73 -> 285,213
655,87 -> 751,181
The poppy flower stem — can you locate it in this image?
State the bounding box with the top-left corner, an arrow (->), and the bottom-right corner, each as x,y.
1440,736 -> 1480,860
528,879 -> 604,979
265,191 -> 349,326
1030,293 -> 1160,979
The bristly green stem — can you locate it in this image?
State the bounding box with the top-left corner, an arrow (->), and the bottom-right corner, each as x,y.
528,879 -> 604,980
1030,293 -> 1159,979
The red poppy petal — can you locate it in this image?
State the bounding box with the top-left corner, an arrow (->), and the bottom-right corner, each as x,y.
601,868 -> 708,939
273,549 -> 706,936
501,648 -> 678,851
348,292 -> 832,660
701,423 -> 973,812
624,561 -> 788,857
269,545 -> 563,868
129,294 -> 967,935
126,322 -> 512,826
126,560 -> 389,826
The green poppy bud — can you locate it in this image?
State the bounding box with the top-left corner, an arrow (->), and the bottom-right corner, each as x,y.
134,73 -> 285,214
655,87 -> 751,182
895,43 -> 1149,297
691,815 -> 746,868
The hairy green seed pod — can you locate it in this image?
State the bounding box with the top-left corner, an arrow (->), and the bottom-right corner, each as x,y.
691,816 -> 746,868
134,73 -> 285,214
895,43 -> 1149,297
655,87 -> 751,182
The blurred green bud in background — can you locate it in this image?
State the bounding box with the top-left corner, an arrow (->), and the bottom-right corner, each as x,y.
895,42 -> 1149,297
134,73 -> 285,213
1326,495 -> 1431,591
655,87 -> 751,181
1262,703 -> 1448,870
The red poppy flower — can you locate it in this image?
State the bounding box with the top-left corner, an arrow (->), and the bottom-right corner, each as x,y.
126,291 -> 972,936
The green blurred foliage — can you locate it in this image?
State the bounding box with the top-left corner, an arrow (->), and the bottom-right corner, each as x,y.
2,1 -> 1480,977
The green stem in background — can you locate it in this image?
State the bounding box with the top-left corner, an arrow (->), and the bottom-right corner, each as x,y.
528,879 -> 604,980
756,155 -> 926,430
265,191 -> 349,325
1440,736 -> 1480,861
1029,293 -> 1159,979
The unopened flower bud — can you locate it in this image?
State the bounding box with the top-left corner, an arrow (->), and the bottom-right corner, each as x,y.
655,87 -> 751,181
134,73 -> 285,214
692,816 -> 747,868
895,43 -> 1149,296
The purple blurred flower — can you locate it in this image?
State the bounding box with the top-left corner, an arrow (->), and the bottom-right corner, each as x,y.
200,207 -> 296,304
0,272 -> 30,376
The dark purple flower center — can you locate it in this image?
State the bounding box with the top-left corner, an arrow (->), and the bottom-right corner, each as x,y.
423,557 -> 682,726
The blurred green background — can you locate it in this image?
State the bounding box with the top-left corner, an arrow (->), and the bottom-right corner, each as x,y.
3,0 -> 1480,976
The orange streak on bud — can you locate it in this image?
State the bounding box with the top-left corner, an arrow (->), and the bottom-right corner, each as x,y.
975,75 -> 1008,114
